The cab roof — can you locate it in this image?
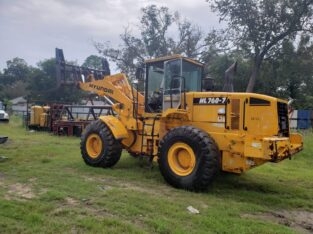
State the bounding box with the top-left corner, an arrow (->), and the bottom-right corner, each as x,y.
144,54 -> 204,67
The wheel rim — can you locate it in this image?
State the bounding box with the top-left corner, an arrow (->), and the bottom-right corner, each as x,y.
86,133 -> 103,159
168,142 -> 196,176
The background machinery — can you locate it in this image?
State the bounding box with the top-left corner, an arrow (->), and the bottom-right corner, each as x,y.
0,101 -> 9,122
56,48 -> 303,191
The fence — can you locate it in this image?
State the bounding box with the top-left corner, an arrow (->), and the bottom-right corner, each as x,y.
12,107 -> 313,129
289,110 -> 313,129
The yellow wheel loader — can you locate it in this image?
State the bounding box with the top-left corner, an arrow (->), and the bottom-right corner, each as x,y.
56,49 -> 303,191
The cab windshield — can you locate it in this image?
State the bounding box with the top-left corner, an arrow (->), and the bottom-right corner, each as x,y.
145,58 -> 203,112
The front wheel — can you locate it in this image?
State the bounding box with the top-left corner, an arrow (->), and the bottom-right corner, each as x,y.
80,120 -> 122,168
158,126 -> 220,191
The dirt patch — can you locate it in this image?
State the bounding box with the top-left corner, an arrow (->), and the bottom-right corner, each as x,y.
86,176 -> 172,195
5,183 -> 36,200
50,197 -> 80,216
65,197 -> 80,206
28,177 -> 37,183
51,197 -> 116,220
242,210 -> 313,233
0,173 -> 5,186
82,176 -> 96,182
115,181 -> 172,196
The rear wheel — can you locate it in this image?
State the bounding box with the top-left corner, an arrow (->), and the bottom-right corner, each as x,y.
158,126 -> 220,191
80,120 -> 122,167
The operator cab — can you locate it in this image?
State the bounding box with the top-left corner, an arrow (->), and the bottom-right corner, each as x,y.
144,55 -> 204,113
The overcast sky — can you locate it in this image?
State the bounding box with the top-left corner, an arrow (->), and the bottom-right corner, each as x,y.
0,0 -> 221,71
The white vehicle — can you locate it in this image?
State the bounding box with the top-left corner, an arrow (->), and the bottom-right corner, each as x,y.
0,109 -> 9,122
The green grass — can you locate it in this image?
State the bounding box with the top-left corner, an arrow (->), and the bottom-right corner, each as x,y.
0,115 -> 313,233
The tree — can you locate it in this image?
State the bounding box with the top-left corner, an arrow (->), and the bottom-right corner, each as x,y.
174,19 -> 203,58
0,57 -> 30,85
27,58 -> 83,103
274,35 -> 313,108
82,55 -> 105,70
95,30 -> 146,78
237,34 -> 313,108
95,5 -> 204,78
140,5 -> 174,57
207,51 -> 251,92
207,0 -> 313,92
0,58 -> 31,99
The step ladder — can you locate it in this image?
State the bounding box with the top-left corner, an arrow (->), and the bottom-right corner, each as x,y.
139,116 -> 160,161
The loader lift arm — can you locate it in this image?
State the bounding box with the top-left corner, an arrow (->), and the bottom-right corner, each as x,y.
55,48 -> 145,124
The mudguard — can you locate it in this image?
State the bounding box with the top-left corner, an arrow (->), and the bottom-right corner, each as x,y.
98,115 -> 128,140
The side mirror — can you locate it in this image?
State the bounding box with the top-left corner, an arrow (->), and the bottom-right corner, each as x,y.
135,67 -> 144,81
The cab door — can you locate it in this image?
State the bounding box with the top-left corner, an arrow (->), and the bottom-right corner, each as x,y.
226,98 -> 241,131
163,59 -> 183,111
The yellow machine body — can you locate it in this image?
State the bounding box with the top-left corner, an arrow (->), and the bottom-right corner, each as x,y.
68,53 -> 303,190
107,91 -> 302,174
30,106 -> 44,126
30,105 -> 50,128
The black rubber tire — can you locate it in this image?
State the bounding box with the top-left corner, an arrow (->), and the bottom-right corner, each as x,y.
80,120 -> 122,168
158,126 -> 220,191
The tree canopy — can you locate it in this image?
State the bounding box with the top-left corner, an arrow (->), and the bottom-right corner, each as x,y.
1,2 -> 313,109
95,4 -> 204,79
0,58 -> 30,100
82,55 -> 105,70
207,0 -> 313,92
